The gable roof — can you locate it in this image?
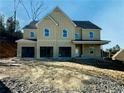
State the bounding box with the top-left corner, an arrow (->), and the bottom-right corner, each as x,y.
73,21 -> 101,30
22,7 -> 101,30
36,7 -> 76,27
23,21 -> 38,29
23,20 -> 101,30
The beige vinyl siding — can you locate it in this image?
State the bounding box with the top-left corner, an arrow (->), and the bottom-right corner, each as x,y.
82,29 -> 100,40
23,29 -> 37,39
82,44 -> 101,57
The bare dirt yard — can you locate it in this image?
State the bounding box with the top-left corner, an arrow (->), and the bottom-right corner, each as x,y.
0,58 -> 124,93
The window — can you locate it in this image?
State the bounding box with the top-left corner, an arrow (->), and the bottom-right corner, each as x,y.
90,50 -> 94,54
89,47 -> 94,54
63,29 -> 68,38
44,29 -> 50,37
29,32 -> 35,38
75,33 -> 80,39
89,32 -> 94,39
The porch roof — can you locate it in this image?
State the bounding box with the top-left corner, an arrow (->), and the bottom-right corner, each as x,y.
72,40 -> 110,45
15,39 -> 37,43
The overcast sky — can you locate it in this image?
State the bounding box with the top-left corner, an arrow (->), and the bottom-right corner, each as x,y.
0,0 -> 124,49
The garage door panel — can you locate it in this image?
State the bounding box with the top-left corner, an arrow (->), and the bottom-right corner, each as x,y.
40,47 -> 53,57
21,47 -> 35,58
59,47 -> 71,57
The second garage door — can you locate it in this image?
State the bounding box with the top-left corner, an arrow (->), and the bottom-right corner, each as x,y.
40,47 -> 53,57
59,47 -> 71,57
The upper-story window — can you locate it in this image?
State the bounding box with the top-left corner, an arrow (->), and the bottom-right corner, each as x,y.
29,32 -> 35,38
44,28 -> 50,37
62,29 -> 68,38
89,32 -> 94,39
75,33 -> 80,40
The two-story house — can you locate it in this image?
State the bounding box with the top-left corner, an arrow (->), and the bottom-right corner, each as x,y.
16,7 -> 110,59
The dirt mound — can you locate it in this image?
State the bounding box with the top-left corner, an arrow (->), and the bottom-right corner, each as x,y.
0,41 -> 17,58
0,61 -> 123,93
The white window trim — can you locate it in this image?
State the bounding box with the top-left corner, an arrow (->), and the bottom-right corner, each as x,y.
43,28 -> 50,38
62,28 -> 68,38
89,32 -> 94,39
29,32 -> 35,38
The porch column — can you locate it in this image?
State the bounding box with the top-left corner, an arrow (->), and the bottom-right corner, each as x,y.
53,46 -> 58,58
72,45 -> 76,57
17,43 -> 21,58
36,43 -> 40,59
81,44 -> 84,57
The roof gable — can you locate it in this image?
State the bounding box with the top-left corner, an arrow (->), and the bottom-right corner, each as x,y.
22,7 -> 101,30
36,7 -> 76,27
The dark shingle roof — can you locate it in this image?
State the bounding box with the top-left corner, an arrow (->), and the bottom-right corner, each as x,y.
23,20 -> 101,30
23,21 -> 38,29
73,21 -> 101,30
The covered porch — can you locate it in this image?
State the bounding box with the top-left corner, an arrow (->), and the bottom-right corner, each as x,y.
72,40 -> 110,58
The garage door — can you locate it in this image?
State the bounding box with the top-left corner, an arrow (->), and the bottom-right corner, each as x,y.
40,47 -> 53,57
21,47 -> 35,58
59,47 -> 71,57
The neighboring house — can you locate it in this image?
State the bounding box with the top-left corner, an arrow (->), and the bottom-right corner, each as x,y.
112,49 -> 124,62
16,7 -> 110,59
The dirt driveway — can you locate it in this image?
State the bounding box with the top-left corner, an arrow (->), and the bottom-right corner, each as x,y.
0,58 -> 124,93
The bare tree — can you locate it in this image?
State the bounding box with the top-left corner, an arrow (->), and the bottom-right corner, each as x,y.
19,0 -> 45,21
19,0 -> 31,19
30,0 -> 44,20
